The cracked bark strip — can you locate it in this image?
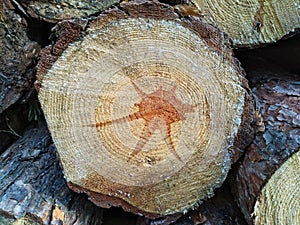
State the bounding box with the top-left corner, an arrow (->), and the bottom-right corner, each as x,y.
0,1 -> 42,153
36,0 -> 254,218
0,124 -> 103,225
229,59 -> 300,225
16,0 -> 120,22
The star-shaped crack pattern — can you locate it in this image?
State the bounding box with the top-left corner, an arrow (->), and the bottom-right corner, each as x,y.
86,78 -> 197,162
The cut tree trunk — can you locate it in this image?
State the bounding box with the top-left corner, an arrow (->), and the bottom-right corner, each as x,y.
0,121 -> 248,225
193,0 -> 300,47
229,58 -> 300,224
0,123 -> 104,225
36,0 -> 254,218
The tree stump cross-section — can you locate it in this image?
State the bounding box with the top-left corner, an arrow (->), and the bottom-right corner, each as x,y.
85,76 -> 197,163
37,1 -> 253,218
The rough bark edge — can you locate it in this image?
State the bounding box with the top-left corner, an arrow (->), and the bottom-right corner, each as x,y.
68,181 -> 183,221
232,59 -> 255,163
229,69 -> 300,224
35,18 -> 88,90
17,0 -> 120,23
36,0 -> 236,91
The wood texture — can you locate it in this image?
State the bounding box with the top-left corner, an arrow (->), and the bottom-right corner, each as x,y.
37,0 -> 254,217
194,0 -> 300,47
0,124 -> 104,225
137,182 -> 247,225
253,151 -> 299,225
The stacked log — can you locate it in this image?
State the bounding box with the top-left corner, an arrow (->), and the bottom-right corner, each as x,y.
254,151 -> 299,225
0,0 -> 299,224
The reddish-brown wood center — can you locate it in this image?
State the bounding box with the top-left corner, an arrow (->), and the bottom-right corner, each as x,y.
87,79 -> 196,162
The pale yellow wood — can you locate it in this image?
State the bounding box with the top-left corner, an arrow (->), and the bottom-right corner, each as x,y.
194,0 -> 300,46
254,151 -> 300,225
38,17 -> 246,215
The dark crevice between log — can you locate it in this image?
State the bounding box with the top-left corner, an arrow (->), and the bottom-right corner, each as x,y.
158,0 -> 189,6
0,89 -> 43,154
4,2 -> 49,46
235,33 -> 300,76
8,0 -> 55,47
196,181 -> 248,225
26,18 -> 55,48
0,103 -> 30,154
102,207 -> 137,225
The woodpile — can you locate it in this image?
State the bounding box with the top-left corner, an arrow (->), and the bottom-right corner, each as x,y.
0,0 -> 299,224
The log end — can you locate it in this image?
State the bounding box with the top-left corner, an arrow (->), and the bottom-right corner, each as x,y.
37,1 -> 254,217
254,151 -> 300,225
194,0 -> 300,47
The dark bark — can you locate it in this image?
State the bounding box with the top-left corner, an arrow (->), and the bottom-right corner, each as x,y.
18,0 -> 119,22
229,57 -> 300,224
0,1 -> 44,152
0,1 -> 40,113
0,123 -> 104,224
